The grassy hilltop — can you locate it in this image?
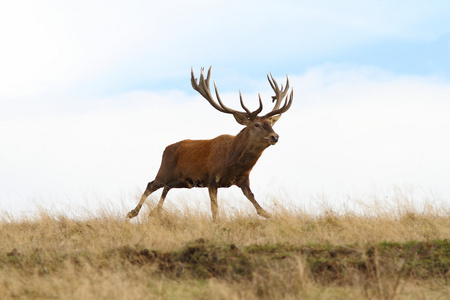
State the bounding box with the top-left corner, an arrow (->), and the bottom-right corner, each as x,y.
1,200 -> 449,299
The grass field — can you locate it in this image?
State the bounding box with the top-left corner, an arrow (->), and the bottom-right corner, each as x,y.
1,197 -> 449,299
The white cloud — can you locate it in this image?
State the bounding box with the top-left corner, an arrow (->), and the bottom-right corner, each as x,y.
275,66 -> 450,206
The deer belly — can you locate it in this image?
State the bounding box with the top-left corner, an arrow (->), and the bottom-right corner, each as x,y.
214,174 -> 237,188
185,178 -> 206,188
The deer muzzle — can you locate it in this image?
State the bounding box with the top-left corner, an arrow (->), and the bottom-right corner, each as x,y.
266,133 -> 279,145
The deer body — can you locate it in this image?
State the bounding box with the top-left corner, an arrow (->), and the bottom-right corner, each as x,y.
127,67 -> 292,220
159,135 -> 257,189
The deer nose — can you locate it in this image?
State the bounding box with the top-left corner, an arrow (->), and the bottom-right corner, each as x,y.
270,133 -> 279,144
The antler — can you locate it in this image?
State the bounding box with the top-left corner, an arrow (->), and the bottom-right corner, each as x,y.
262,74 -> 293,118
191,67 -> 262,120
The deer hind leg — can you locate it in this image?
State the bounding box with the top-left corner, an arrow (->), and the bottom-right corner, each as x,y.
149,186 -> 170,217
208,185 -> 219,221
238,179 -> 271,219
127,181 -> 163,219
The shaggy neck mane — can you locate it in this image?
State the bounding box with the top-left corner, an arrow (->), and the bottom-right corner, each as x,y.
227,127 -> 265,169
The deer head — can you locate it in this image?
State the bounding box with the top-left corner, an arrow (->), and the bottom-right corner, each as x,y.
191,67 -> 293,148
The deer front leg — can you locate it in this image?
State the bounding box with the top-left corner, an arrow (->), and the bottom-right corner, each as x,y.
208,185 -> 219,221
238,177 -> 271,218
148,186 -> 170,217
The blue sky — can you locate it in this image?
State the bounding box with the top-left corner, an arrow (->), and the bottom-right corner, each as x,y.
1,1 -> 450,217
2,1 -> 450,98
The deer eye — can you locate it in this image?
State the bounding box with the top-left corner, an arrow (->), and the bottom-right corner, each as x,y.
254,122 -> 261,128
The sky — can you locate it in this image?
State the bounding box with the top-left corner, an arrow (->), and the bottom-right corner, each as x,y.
1,1 -> 450,218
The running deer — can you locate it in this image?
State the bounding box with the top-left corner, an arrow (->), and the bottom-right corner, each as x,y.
127,67 -> 293,220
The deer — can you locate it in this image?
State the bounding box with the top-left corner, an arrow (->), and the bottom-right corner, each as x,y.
127,67 -> 293,221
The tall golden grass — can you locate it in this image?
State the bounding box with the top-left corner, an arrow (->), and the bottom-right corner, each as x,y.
1,195 -> 449,299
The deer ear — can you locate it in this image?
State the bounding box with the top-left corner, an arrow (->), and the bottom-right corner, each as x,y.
267,115 -> 281,126
233,113 -> 250,125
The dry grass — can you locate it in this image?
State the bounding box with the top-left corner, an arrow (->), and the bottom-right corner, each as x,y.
1,197 -> 449,299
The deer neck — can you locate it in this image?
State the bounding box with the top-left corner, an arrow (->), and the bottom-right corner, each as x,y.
228,128 -> 266,168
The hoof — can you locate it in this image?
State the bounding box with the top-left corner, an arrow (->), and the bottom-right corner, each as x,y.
148,208 -> 161,217
257,210 -> 271,219
127,210 -> 138,219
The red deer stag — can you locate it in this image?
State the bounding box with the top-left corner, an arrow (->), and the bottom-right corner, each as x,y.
127,67 -> 293,220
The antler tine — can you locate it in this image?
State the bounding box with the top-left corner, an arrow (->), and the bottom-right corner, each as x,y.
191,67 -> 233,114
239,91 -> 252,116
214,82 -> 241,114
205,66 -> 211,85
267,73 -> 278,94
239,91 -> 264,120
255,94 -> 263,116
266,73 -> 291,112
263,88 -> 293,118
